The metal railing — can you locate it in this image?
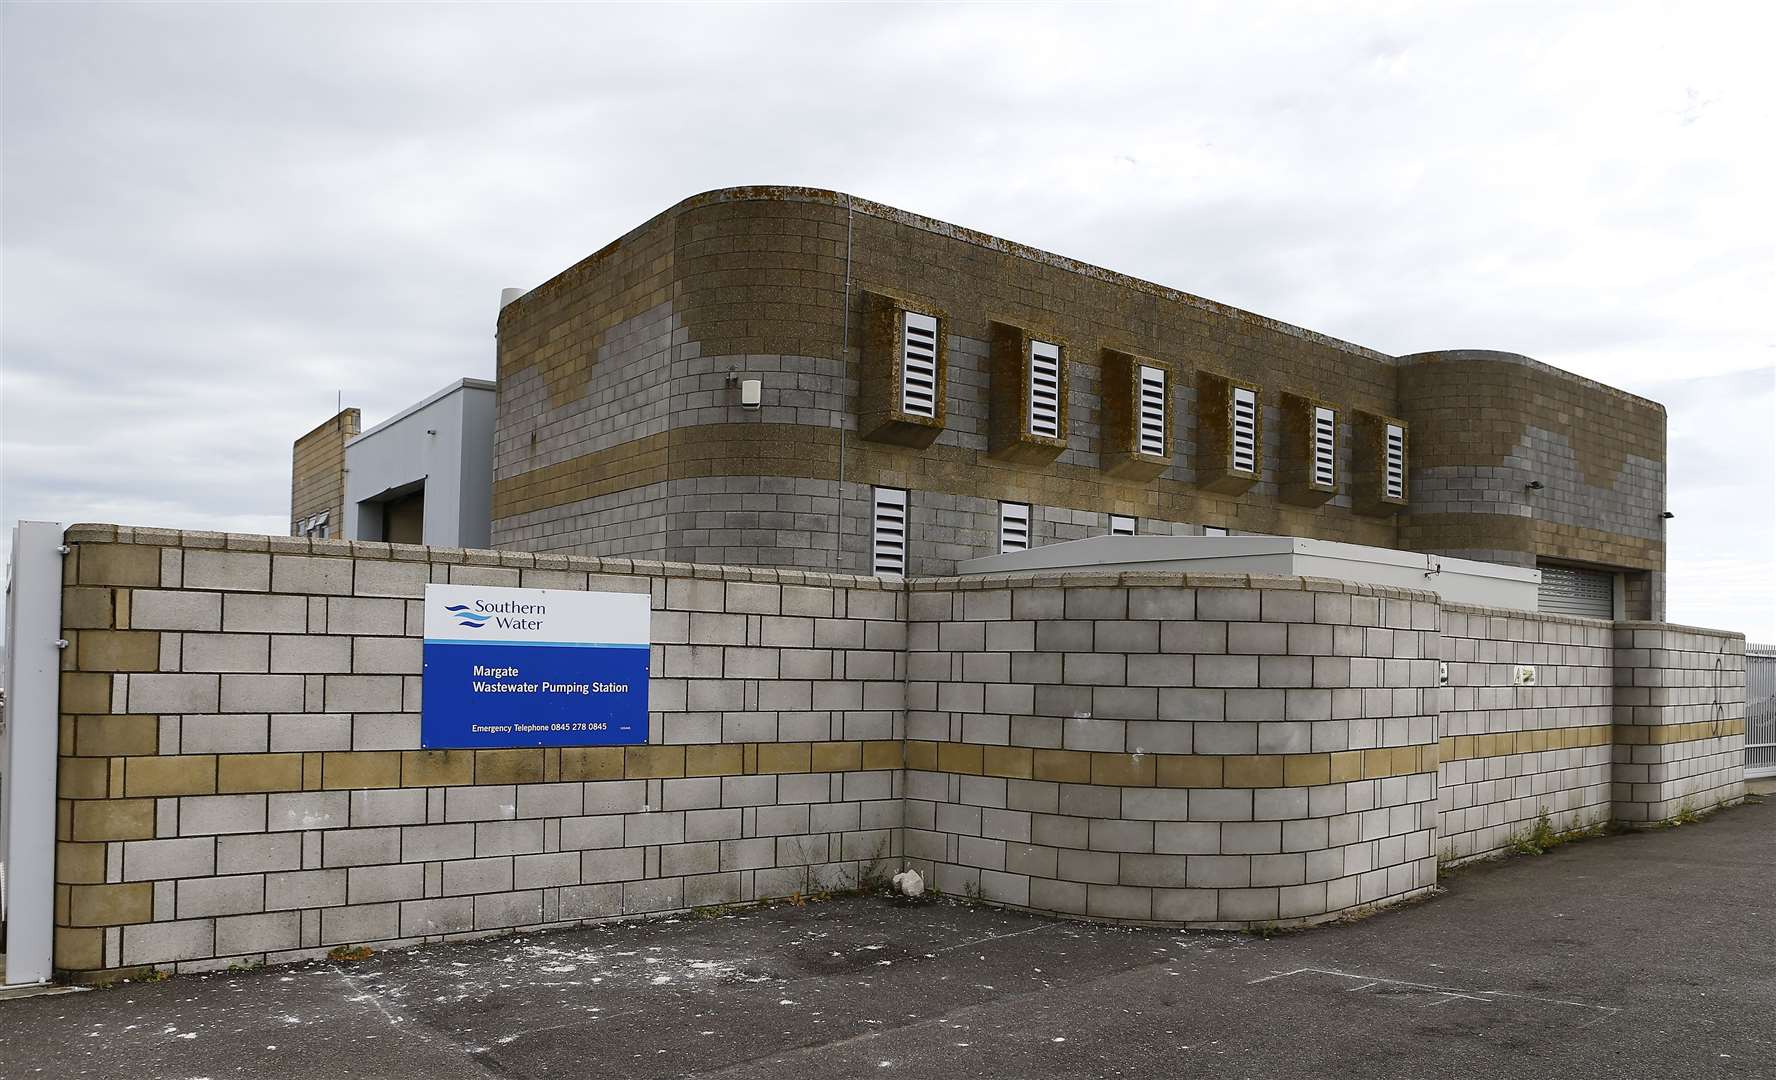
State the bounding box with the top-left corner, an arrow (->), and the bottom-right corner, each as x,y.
1749,645 -> 1776,780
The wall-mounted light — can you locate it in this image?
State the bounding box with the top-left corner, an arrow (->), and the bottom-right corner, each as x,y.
1525,480 -> 1544,490
1660,511 -> 1676,519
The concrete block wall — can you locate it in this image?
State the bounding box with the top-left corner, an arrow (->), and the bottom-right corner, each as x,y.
899,574 -> 1442,926
1435,605 -> 1615,862
50,524 -> 1745,981
1610,623 -> 1746,822
53,526 -> 906,980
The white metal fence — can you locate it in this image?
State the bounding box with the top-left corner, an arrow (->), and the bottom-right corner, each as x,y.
1749,645 -> 1776,780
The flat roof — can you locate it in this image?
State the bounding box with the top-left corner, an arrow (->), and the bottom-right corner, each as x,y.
350,378 -> 495,444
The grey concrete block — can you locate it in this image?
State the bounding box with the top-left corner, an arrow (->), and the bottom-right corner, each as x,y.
582,780 -> 646,815
180,714 -> 270,754
265,869 -> 347,910
131,590 -> 222,631
350,713 -> 420,751
129,674 -> 219,713
348,788 -> 427,828
182,634 -> 270,673
219,674 -> 305,713
270,713 -> 353,752
323,674 -> 404,712
580,847 -> 645,883
319,902 -> 400,945
221,593 -> 307,633
475,819 -> 544,857
272,555 -> 354,596
216,833 -> 302,875
122,919 -> 215,965
442,856 -> 514,896
268,792 -> 349,832
353,560 -> 428,598
322,827 -> 401,867
402,896 -> 475,936
352,637 -> 422,674
185,550 -> 271,592
326,596 -> 407,635
514,852 -> 581,889
177,874 -> 265,918
348,863 -> 425,904
179,794 -> 268,836
400,823 -> 475,862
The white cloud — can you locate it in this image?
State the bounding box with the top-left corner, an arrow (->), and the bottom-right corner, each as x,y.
2,1 -> 1772,636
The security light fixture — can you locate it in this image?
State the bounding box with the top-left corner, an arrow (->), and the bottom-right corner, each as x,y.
1525,480 -> 1544,490
1661,511 -> 1676,519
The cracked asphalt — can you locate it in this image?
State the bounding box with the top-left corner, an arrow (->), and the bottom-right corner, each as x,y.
2,796 -> 1770,1079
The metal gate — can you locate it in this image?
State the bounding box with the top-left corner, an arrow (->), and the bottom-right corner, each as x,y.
1749,645 -> 1776,780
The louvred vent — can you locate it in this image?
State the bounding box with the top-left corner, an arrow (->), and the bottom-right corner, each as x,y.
872,487 -> 907,576
1313,406 -> 1336,487
1384,423 -> 1406,499
900,311 -> 939,418
1028,341 -> 1061,439
1137,365 -> 1166,457
1000,502 -> 1030,553
1231,386 -> 1257,474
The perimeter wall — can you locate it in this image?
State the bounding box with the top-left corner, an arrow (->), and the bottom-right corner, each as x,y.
50,526 -> 1743,981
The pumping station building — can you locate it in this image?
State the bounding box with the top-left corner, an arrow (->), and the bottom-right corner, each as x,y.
0,187 -> 1745,986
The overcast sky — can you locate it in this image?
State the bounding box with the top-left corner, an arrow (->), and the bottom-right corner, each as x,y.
3,2 -> 1772,639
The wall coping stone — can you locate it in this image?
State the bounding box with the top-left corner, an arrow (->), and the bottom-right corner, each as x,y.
70,525 -> 1469,606
1612,620 -> 1746,643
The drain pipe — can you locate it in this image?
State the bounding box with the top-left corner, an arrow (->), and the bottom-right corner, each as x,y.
837,195 -> 855,573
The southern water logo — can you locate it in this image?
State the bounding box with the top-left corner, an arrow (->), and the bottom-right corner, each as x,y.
444,604 -> 491,629
441,598 -> 548,631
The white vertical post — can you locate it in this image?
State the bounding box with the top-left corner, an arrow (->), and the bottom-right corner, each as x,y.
3,521 -> 63,984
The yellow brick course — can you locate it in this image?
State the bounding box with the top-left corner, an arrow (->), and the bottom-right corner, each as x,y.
625,745 -> 686,778
68,883 -> 152,927
125,755 -> 216,797
403,750 -> 476,786
219,753 -> 304,793
475,749 -> 545,784
560,747 -> 624,781
68,798 -> 155,842
322,751 -> 401,789
73,715 -> 158,758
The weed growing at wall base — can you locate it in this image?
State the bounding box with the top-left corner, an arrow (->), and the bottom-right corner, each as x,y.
1507,809 -> 1609,857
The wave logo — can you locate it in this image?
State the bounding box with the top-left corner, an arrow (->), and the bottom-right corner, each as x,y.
444,604 -> 490,629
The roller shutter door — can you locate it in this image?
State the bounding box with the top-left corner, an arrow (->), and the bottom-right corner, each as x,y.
1537,564 -> 1614,618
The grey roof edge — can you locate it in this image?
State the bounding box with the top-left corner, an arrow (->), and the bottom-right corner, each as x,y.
351,378 -> 497,445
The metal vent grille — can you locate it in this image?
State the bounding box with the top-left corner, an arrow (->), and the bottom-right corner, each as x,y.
1313,406 -> 1336,487
1108,514 -> 1136,536
999,501 -> 1031,553
1028,340 -> 1061,439
1137,365 -> 1166,457
1538,564 -> 1614,618
900,311 -> 939,418
1231,386 -> 1258,473
872,487 -> 907,576
1384,423 -> 1406,499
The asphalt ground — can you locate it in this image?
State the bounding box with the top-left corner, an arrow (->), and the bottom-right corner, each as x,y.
2,796 -> 1770,1080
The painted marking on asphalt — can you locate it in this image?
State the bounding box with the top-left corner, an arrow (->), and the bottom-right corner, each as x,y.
1246,967 -> 1620,1020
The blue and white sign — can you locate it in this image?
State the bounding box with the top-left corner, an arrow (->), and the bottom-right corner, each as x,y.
421,583 -> 651,749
